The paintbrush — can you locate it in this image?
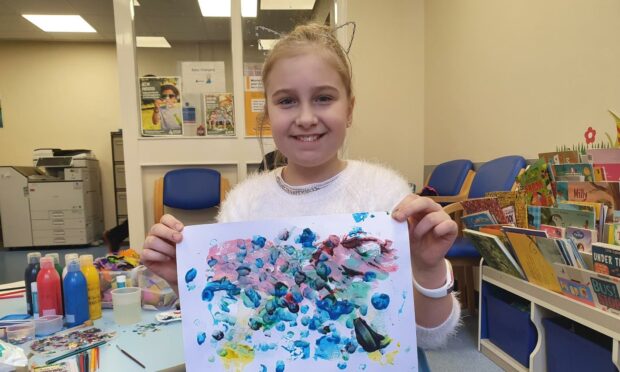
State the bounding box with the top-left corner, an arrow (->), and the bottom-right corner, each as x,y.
116,344 -> 146,369
45,340 -> 107,365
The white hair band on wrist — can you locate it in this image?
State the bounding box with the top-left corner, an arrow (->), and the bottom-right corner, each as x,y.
413,259 -> 454,299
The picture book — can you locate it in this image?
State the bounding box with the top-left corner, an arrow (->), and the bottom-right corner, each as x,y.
539,224 -> 565,238
462,229 -> 525,279
551,163 -> 594,182
204,93 -> 235,137
485,190 -> 528,228
552,263 -> 595,306
554,181 -> 620,222
504,231 -> 562,292
593,165 -> 606,181
538,150 -> 580,165
586,148 -> 620,164
527,206 -> 596,230
561,238 -> 588,269
558,201 -> 601,220
533,236 -> 567,266
176,212 -> 417,371
586,271 -> 620,315
594,163 -> 620,181
605,223 -> 620,245
140,76 -> 183,136
516,159 -> 555,206
460,197 -> 508,224
592,242 -> 620,278
461,211 -> 497,230
565,227 -> 597,253
501,226 -> 548,238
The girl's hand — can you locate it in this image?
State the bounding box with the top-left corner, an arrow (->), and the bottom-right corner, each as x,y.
392,194 -> 458,284
142,214 -> 184,292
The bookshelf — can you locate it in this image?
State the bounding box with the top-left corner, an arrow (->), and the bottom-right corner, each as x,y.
479,264 -> 620,371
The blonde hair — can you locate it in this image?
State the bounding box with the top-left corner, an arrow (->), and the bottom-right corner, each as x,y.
258,23 -> 354,168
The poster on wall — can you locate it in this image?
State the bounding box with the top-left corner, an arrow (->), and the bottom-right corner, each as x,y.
182,93 -> 203,136
140,76 -> 183,136
204,93 -> 235,137
176,212 -> 418,371
244,62 -> 270,137
180,61 -> 226,94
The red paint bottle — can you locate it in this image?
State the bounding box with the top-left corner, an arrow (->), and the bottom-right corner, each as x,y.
37,256 -> 63,316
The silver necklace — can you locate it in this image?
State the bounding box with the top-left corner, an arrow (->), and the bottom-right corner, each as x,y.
275,169 -> 341,195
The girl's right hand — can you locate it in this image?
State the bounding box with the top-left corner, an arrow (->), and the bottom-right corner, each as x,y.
142,214 -> 184,293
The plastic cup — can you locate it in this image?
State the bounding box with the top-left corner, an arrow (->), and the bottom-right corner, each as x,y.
111,287 -> 142,325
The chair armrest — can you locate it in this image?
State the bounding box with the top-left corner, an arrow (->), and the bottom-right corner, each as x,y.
442,202 -> 464,216
220,177 -> 231,202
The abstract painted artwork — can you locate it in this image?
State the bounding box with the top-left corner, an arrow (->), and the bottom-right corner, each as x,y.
177,212 -> 417,371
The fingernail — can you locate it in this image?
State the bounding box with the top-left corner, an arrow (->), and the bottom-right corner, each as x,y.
175,223 -> 183,230
392,211 -> 402,220
173,232 -> 181,241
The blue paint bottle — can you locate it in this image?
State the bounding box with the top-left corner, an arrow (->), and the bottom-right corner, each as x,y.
25,252 -> 42,316
63,259 -> 90,327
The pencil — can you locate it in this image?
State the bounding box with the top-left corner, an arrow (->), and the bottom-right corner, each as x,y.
116,344 -> 146,369
45,340 -> 107,365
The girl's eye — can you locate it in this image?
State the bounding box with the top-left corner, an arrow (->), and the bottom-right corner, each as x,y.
278,97 -> 295,106
316,95 -> 333,103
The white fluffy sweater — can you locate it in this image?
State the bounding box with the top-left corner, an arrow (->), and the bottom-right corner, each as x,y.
216,160 -> 461,349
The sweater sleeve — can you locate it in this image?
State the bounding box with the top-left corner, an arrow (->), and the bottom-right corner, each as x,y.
416,293 -> 462,349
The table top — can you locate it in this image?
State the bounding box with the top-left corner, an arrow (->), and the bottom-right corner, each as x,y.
1,296 -> 185,371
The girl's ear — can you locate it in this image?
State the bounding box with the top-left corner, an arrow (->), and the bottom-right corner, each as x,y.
347,96 -> 356,127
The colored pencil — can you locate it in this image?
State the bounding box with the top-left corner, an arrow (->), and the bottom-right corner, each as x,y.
45,340 -> 107,365
116,344 -> 145,369
0,294 -> 25,300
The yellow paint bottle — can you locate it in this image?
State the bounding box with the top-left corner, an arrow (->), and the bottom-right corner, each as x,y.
80,254 -> 102,320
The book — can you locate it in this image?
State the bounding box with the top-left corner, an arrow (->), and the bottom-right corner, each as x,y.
592,242 -> 620,278
461,197 -> 508,224
605,223 -> 620,245
565,227 -> 597,253
552,263 -> 596,306
586,271 -> 620,315
504,231 -> 562,292
501,225 -> 548,237
534,236 -> 567,265
204,93 -> 235,136
594,163 -> 620,181
461,211 -> 497,230
554,181 -> 620,222
140,76 -> 183,136
517,159 -> 555,206
551,163 -> 595,182
33,359 -> 78,372
539,224 -> 565,238
527,206 -> 596,230
462,229 -> 525,279
538,150 -> 580,165
558,238 -> 588,269
586,148 -> 620,164
485,190 -> 528,228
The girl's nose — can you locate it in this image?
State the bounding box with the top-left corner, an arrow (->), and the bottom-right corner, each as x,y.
294,104 -> 318,127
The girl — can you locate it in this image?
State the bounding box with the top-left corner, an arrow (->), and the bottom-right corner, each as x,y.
143,23 -> 460,350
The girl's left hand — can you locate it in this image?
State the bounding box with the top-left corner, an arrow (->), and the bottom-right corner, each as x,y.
392,194 -> 458,273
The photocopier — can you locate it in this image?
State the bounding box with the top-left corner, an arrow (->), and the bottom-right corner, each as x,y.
0,149 -> 104,248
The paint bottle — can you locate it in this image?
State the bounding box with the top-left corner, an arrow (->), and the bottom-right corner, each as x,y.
62,253 -> 79,279
45,253 -> 63,278
116,275 -> 126,289
63,258 -> 90,327
37,257 -> 63,316
31,282 -> 39,319
80,255 -> 102,320
25,252 -> 41,316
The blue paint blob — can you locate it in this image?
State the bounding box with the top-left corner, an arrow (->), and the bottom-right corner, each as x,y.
197,332 -> 206,345
255,258 -> 264,268
269,249 -> 281,264
352,212 -> 369,222
278,229 -> 290,241
248,317 -> 263,330
296,228 -> 317,248
315,334 -> 343,360
294,340 -> 311,359
211,330 -> 224,341
360,305 -> 368,316
300,305 -> 309,314
236,265 -> 251,277
274,282 -> 289,297
185,268 -> 197,283
371,293 -> 390,310
337,362 -> 347,370
316,295 -> 355,320
260,365 -> 267,372
276,322 -> 286,331
276,360 -> 285,372
207,258 -> 218,267
242,288 -> 262,309
364,272 -> 377,282
202,278 -> 240,302
316,262 -> 332,280
252,235 -> 267,248
348,227 -> 364,237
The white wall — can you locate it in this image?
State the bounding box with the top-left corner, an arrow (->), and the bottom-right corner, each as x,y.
425,0 -> 620,164
0,41 -> 121,230
347,0 -> 425,187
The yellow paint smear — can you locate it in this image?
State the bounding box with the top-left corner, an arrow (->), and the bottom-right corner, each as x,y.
368,349 -> 399,365
219,342 -> 255,372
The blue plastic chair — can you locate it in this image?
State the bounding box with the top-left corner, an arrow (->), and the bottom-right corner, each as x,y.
443,155 -> 527,313
425,159 -> 475,206
154,168 -> 230,223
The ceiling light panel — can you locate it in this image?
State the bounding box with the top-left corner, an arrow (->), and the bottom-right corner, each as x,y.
136,36 -> 171,48
260,0 -> 315,10
258,39 -> 278,50
22,15 -> 96,33
198,0 -> 257,17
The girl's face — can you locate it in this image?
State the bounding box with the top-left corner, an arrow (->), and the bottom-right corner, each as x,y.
266,52 -> 353,174
161,89 -> 178,105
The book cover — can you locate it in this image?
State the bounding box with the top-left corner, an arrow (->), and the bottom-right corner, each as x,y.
534,236 -> 567,265
593,165 -> 606,181
538,150 -> 580,165
140,76 -> 183,136
592,242 -> 620,278
594,163 -> 620,181
554,181 -> 620,222
527,206 -> 596,230
462,229 -> 525,279
565,227 -> 597,253
552,263 -> 595,306
605,223 -> 620,245
204,93 -> 235,137
539,224 -> 565,238
460,197 -> 508,224
551,163 -> 594,182
586,148 -> 620,164
517,159 -> 555,206
461,211 -> 497,230
504,231 -> 562,292
485,190 -> 528,228
587,271 -> 620,315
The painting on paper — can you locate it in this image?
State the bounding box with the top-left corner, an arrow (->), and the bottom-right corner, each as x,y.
176,212 -> 418,371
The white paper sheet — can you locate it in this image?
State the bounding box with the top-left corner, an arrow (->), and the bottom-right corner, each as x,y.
177,212 -> 418,371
